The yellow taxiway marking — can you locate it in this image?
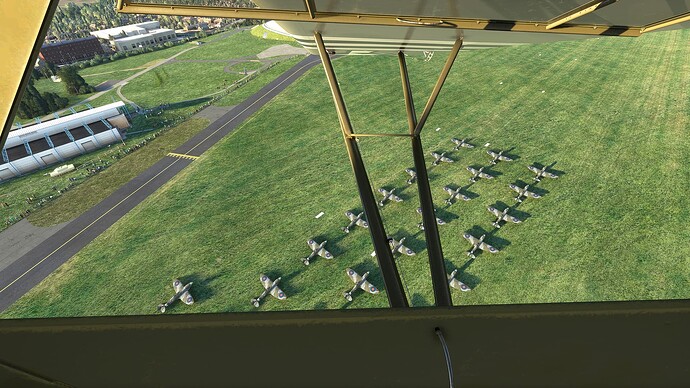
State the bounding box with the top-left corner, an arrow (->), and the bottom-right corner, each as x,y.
167,152 -> 199,160
0,58 -> 321,295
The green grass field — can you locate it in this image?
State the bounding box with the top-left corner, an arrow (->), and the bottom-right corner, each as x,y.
78,44 -> 192,77
81,69 -> 141,87
121,62 -> 244,107
176,30 -> 297,60
4,29 -> 689,319
250,24 -> 298,42
214,56 -> 304,106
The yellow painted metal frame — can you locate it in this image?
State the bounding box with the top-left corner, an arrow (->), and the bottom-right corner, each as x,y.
641,12 -> 690,33
546,0 -> 617,30
116,0 -> 642,37
0,0 -> 59,150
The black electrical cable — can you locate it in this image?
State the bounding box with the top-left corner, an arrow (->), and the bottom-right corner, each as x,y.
435,327 -> 454,388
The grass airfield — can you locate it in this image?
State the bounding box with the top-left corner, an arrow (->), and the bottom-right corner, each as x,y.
3,29 -> 689,318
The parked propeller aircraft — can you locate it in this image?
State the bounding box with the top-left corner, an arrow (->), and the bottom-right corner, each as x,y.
448,269 -> 471,292
371,237 -> 415,257
344,268 -> 379,301
528,164 -> 559,182
303,239 -> 333,265
509,183 -> 542,203
157,279 -> 194,313
462,232 -> 499,259
416,207 -> 446,230
487,149 -> 514,165
487,205 -> 522,228
342,211 -> 368,233
251,274 -> 287,307
405,168 -> 417,184
431,151 -> 454,166
378,188 -> 403,207
451,137 -> 475,150
443,186 -> 471,205
466,166 -> 495,183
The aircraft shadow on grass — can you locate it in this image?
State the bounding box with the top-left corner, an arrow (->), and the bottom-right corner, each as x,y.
309,233 -> 346,258
411,293 -> 432,307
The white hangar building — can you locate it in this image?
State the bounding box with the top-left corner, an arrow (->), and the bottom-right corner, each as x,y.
0,101 -> 129,181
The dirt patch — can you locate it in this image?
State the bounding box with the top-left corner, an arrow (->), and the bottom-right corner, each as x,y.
257,44 -> 307,59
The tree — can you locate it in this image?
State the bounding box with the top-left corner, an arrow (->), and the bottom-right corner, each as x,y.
16,77 -> 69,119
57,66 -> 95,95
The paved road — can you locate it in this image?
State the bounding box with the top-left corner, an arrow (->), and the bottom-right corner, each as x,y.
0,55 -> 321,312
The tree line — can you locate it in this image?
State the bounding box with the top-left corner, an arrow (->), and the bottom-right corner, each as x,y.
48,0 -> 257,41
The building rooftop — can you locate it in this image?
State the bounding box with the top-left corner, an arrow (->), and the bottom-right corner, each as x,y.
9,101 -> 125,139
41,36 -> 99,48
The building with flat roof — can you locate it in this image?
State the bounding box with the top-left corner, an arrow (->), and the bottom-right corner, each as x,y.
39,36 -> 105,65
91,21 -> 176,52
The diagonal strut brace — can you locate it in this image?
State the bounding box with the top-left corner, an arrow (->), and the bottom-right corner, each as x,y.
399,39 -> 463,307
314,32 -> 409,308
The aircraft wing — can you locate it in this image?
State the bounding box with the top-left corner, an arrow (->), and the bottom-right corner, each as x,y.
463,233 -> 479,245
391,194 -> 403,202
487,150 -> 499,158
355,218 -> 368,228
405,168 -> 415,177
451,138 -> 461,145
479,171 -> 494,179
449,278 -> 471,292
543,171 -> 559,179
467,166 -> 478,175
443,186 -> 456,195
260,274 -> 272,290
345,211 -> 356,221
440,155 -> 454,163
487,206 -> 502,217
397,244 -> 415,256
318,247 -> 333,259
179,290 -> 194,305
528,165 -> 541,174
509,184 -> 522,193
505,214 -> 521,223
307,239 -> 319,251
498,155 -> 513,162
479,241 -> 499,253
436,217 -> 446,225
431,152 -> 441,158
173,279 -> 183,293
346,268 -> 362,284
359,279 -> 379,294
378,188 -> 390,196
270,286 -> 287,300
526,189 -> 542,198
